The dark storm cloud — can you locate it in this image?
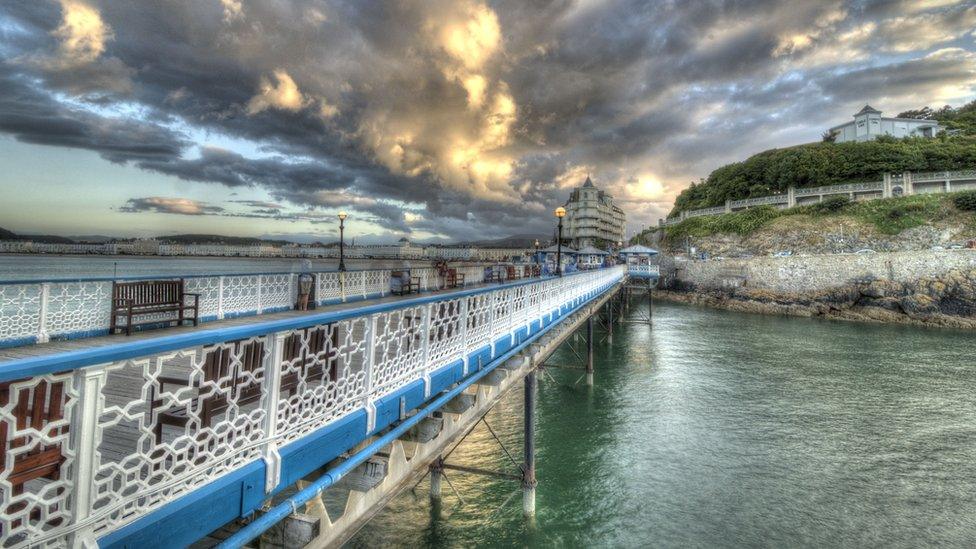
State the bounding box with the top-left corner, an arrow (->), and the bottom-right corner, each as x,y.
1,0 -> 975,236
0,69 -> 187,163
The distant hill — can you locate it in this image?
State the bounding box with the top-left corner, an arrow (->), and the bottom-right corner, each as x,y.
157,234 -> 295,246
0,227 -> 75,244
68,235 -> 115,243
456,233 -> 550,248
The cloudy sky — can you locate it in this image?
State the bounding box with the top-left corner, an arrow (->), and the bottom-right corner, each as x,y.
1,0 -> 974,243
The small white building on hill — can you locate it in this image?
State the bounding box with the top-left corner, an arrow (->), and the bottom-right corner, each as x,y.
828,105 -> 941,143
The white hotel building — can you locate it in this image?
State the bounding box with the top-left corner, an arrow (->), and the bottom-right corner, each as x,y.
562,177 -> 626,249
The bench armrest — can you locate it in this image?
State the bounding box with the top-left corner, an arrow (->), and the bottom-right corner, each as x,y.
157,374 -> 191,390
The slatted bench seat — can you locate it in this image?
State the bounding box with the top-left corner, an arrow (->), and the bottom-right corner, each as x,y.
391,271 -> 421,296
110,279 -> 200,336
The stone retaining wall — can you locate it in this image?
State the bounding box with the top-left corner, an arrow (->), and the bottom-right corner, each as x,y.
676,250 -> 976,293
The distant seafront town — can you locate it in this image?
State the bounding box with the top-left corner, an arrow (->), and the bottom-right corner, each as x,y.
0,236 -> 530,262
0,175 -> 629,262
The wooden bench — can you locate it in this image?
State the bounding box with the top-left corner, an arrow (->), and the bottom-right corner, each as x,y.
0,378 -> 69,529
150,328 -> 340,442
110,279 -> 200,336
442,268 -> 465,289
391,271 -> 420,296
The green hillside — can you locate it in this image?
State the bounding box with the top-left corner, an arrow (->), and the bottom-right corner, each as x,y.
670,101 -> 976,217
660,191 -> 976,243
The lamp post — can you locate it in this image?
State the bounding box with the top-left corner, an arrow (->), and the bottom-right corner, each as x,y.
617,240 -> 623,263
554,207 -> 566,277
337,211 -> 347,272
534,239 -> 540,264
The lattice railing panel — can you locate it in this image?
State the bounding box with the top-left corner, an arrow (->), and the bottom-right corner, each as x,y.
369,306 -> 426,398
316,272 -> 343,303
220,276 -> 261,317
428,298 -> 464,369
0,286 -> 41,343
260,274 -> 294,312
183,277 -> 221,319
465,294 -> 492,352
88,338 -> 270,537
45,282 -> 112,338
275,319 -> 369,446
363,271 -> 388,297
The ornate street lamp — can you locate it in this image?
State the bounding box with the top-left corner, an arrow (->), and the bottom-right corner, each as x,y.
534,239 -> 540,264
554,206 -> 566,277
337,211 -> 347,272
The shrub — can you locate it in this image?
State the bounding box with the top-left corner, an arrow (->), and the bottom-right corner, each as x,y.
808,195 -> 850,214
953,190 -> 976,211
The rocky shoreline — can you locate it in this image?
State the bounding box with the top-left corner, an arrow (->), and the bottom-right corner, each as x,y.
657,267 -> 976,329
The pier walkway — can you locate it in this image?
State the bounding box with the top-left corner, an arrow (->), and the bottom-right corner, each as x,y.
0,266 -> 625,548
0,275 -> 503,362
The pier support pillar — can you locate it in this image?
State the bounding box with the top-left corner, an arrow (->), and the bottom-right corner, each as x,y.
430,458 -> 443,500
607,297 -> 614,344
648,286 -> 653,326
586,316 -> 594,386
522,368 -> 537,517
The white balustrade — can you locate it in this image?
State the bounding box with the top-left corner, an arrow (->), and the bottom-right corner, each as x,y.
0,267 -> 623,547
674,169 -> 976,223
0,268 -> 483,348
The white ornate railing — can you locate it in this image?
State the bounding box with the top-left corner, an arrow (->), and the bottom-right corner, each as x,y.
794,181 -> 883,196
685,206 -> 725,218
627,264 -> 660,277
0,268 -> 486,349
912,169 -> 976,182
729,194 -> 789,208
0,266 -> 624,547
664,169 -> 976,226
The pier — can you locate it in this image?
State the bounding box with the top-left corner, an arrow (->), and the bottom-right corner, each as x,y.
0,265 -> 630,547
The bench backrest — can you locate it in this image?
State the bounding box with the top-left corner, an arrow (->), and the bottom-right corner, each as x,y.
113,279 -> 184,305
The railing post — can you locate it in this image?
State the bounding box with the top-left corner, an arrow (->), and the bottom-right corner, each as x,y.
421,303 -> 432,398
487,290 -> 497,357
364,314 -> 378,433
262,332 -> 286,492
256,275 -> 264,315
507,289 -> 516,345
361,271 -> 367,299
37,282 -> 51,343
459,296 -> 470,376
288,274 -> 296,309
340,272 -> 347,303
68,365 -> 107,548
217,276 -> 226,320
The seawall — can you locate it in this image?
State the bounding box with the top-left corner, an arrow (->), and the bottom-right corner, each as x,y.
663,250 -> 976,328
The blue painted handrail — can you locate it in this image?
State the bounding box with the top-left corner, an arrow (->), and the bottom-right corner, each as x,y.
0,269 -> 604,382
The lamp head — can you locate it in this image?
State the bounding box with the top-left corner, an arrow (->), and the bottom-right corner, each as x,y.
338,211 -> 347,221
554,206 -> 566,218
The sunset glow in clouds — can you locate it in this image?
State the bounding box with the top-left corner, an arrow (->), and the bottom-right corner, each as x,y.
0,0 -> 974,242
